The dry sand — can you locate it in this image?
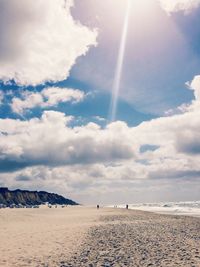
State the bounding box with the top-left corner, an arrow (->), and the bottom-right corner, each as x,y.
0,206 -> 200,267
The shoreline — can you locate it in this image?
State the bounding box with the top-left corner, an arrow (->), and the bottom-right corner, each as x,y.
1,207 -> 200,266
113,206 -> 200,218
107,202 -> 200,218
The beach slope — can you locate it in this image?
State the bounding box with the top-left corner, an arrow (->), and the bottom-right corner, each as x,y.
0,207 -> 200,266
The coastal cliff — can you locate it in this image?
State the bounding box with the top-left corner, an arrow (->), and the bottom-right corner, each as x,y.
0,187 -> 78,206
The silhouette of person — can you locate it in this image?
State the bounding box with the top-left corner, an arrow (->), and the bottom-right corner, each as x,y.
97,205 -> 99,209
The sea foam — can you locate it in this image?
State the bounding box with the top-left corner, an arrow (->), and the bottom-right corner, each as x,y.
112,201 -> 200,217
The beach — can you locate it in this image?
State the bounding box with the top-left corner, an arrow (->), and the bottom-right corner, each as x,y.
0,207 -> 200,267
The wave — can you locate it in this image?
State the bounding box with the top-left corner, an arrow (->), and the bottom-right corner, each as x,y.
111,201 -> 200,217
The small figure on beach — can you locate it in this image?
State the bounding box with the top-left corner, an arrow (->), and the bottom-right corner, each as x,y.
126,204 -> 128,209
97,204 -> 99,209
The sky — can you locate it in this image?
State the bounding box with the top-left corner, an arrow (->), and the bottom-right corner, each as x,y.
0,0 -> 200,204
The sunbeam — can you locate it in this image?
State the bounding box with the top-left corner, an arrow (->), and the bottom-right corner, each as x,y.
109,0 -> 131,122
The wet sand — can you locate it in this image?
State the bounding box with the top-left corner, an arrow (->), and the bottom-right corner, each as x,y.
0,207 -> 200,267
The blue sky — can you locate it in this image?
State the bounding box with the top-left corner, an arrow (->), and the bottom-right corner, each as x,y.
0,0 -> 200,204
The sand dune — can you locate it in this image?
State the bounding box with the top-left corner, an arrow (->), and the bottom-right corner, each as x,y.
0,207 -> 200,266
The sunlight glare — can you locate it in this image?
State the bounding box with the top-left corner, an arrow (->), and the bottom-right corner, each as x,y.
109,0 -> 131,122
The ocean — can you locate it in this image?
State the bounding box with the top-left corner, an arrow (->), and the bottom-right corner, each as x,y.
111,201 -> 200,217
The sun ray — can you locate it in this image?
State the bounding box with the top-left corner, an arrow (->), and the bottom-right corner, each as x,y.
109,0 -> 131,122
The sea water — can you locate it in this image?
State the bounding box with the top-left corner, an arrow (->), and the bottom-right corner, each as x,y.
112,201 -> 200,217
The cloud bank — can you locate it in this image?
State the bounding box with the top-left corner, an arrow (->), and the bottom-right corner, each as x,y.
11,87 -> 85,114
1,75 -> 200,177
1,75 -> 200,202
0,111 -> 134,171
0,0 -> 97,86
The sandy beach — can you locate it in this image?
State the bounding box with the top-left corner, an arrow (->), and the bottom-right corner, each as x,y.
0,207 -> 200,267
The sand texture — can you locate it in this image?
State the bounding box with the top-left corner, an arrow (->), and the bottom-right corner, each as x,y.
0,207 -> 200,267
0,206 -> 99,267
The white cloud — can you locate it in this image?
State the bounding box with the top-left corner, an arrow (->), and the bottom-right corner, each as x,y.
0,111 -> 135,171
188,75 -> 200,100
165,75 -> 200,115
42,87 -> 84,105
159,0 -> 200,14
93,116 -> 106,122
11,87 -> 85,114
2,74 -> 200,175
0,0 -> 97,86
1,86 -> 200,178
1,75 -> 200,202
1,159 -> 200,204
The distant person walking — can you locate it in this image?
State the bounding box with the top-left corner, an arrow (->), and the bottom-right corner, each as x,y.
97,204 -> 99,209
126,204 -> 128,209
